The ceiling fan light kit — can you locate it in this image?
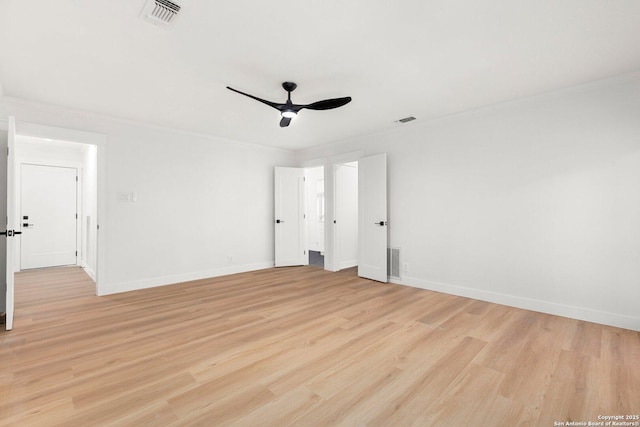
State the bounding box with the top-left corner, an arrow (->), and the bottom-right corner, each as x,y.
226,82 -> 352,127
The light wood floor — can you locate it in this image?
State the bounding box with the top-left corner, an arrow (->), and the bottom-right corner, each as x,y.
1,266 -> 638,426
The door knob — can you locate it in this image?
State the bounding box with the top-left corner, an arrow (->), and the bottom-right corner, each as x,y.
374,221 -> 387,226
276,219 -> 285,224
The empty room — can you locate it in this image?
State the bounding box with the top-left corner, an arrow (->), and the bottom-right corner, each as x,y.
1,0 -> 639,425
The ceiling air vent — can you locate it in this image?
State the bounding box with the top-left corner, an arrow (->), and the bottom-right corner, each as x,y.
395,116 -> 416,124
140,0 -> 182,27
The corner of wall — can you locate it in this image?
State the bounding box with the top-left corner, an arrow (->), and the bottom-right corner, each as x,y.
100,261 -> 275,296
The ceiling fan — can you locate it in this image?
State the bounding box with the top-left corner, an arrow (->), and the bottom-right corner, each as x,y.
226,82 -> 352,127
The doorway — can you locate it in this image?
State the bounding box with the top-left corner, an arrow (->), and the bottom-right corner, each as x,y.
14,135 -> 98,280
2,119 -> 105,330
273,153 -> 386,280
305,166 -> 325,268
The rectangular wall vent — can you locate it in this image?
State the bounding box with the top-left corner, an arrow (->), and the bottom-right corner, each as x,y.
140,0 -> 182,27
387,247 -> 401,280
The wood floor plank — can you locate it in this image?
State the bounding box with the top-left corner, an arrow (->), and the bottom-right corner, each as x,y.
1,265 -> 638,425
417,363 -> 516,426
228,384 -> 321,427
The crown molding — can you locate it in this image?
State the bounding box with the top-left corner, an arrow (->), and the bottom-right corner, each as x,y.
0,96 -> 293,154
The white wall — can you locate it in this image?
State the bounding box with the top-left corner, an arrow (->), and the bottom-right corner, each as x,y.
16,136 -> 86,163
296,73 -> 640,331
335,161 -> 358,269
0,98 -> 295,295
305,166 -> 324,252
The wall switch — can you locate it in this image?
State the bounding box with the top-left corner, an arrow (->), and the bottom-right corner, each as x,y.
403,263 -> 409,272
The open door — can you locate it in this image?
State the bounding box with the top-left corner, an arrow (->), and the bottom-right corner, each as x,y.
4,117 -> 17,330
274,167 -> 307,267
358,153 -> 387,282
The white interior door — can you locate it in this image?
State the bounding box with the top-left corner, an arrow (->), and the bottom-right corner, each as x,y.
274,167 -> 307,267
21,164 -> 78,269
5,117 -> 16,330
334,161 -> 359,271
358,153 -> 388,282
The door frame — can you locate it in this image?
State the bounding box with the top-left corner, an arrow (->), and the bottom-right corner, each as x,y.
2,120 -> 107,294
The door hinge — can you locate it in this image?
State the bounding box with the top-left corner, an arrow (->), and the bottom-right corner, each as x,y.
76,213 -> 78,219
75,251 -> 77,257
76,176 -> 78,182
304,250 -> 306,255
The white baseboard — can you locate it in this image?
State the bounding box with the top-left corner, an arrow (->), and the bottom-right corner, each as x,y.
100,262 -> 274,296
99,263 -> 640,332
83,266 -> 97,283
338,259 -> 357,270
392,275 -> 640,332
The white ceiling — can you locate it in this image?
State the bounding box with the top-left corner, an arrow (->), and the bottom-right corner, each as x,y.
1,0 -> 640,150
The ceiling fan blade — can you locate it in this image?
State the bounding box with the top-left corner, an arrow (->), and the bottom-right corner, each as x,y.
228,82 -> 350,128
302,96 -> 352,111
226,86 -> 283,111
279,116 -> 292,127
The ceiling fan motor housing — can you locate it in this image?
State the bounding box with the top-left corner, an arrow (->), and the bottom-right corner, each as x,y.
282,82 -> 297,92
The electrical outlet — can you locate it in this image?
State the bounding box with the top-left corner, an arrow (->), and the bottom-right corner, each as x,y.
403,263 -> 409,272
